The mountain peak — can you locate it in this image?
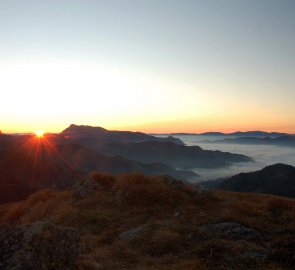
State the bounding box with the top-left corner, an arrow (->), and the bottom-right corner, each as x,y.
59,124 -> 184,145
60,124 -> 108,138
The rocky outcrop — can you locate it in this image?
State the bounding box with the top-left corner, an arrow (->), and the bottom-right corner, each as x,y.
0,221 -> 80,270
203,222 -> 262,241
73,177 -> 101,199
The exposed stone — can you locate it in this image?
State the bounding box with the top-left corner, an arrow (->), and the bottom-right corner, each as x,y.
242,251 -> 267,260
73,177 -> 100,199
118,226 -> 145,240
203,222 -> 261,240
0,221 -> 80,270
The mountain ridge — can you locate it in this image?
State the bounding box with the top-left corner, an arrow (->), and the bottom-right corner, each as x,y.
97,141 -> 252,169
61,124 -> 184,145
202,163 -> 295,198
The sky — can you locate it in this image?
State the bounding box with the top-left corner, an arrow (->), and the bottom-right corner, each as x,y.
0,0 -> 294,133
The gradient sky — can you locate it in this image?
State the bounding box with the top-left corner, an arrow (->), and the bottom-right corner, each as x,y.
0,0 -> 294,133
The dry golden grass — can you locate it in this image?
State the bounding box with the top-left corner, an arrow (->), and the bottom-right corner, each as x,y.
1,173 -> 295,270
0,190 -> 72,224
2,203 -> 25,223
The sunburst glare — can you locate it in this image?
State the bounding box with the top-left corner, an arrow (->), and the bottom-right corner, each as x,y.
35,130 -> 44,138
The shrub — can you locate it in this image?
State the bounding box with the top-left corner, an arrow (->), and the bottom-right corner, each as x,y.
91,173 -> 115,188
146,230 -> 183,256
3,203 -> 25,223
26,189 -> 57,207
267,198 -> 295,221
115,173 -> 178,206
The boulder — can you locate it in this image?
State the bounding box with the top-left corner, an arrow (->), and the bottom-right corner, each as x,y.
0,221 -> 80,270
203,222 -> 261,240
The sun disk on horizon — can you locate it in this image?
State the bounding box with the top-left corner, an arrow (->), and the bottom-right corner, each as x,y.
35,130 -> 44,138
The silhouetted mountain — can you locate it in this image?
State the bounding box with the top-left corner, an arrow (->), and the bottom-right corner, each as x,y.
155,131 -> 287,137
96,141 -> 253,169
55,143 -> 198,181
61,124 -> 184,145
227,131 -> 286,137
208,135 -> 295,147
0,143 -> 81,203
0,133 -> 13,150
0,138 -> 198,203
199,132 -> 226,136
202,164 -> 295,198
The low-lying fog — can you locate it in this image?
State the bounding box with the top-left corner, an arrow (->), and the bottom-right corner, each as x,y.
156,135 -> 295,182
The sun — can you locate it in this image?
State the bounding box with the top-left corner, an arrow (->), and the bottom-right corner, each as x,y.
35,130 -> 44,138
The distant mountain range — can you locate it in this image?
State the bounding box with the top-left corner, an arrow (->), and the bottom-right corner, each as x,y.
0,124 -> 260,202
61,124 -> 184,144
59,125 -> 252,169
96,141 -> 252,169
206,135 -> 295,147
202,164 -> 295,198
154,131 -> 287,137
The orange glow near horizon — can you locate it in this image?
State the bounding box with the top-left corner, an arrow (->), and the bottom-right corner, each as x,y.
1,118 -> 294,135
0,60 -> 294,135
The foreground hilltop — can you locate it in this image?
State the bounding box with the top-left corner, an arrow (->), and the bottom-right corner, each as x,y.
0,173 -> 294,269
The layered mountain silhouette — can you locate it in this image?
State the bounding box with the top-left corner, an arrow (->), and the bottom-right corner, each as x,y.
202,164 -> 295,198
54,143 -> 198,180
0,125 -> 258,203
58,125 -> 252,169
0,142 -> 80,203
207,135 -> 295,147
0,137 -> 198,203
96,141 -> 252,169
160,131 -> 287,137
61,124 -> 184,145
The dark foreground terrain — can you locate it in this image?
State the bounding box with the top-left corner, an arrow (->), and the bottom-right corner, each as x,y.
1,173 -> 294,270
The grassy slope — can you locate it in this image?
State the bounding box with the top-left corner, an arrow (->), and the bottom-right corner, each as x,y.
0,173 -> 294,270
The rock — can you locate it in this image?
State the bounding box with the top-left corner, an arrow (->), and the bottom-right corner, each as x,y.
243,251 -> 267,260
174,211 -> 180,217
203,222 -> 261,240
73,177 -> 100,199
0,221 -> 80,270
118,226 -> 145,240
